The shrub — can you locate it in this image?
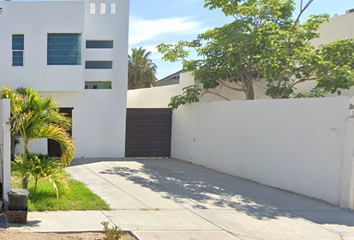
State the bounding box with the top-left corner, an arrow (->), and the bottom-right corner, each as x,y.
101,222 -> 123,240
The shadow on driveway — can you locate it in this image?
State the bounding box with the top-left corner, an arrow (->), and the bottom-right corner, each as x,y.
90,158 -> 354,227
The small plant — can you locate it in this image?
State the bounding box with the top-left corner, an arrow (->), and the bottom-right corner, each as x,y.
101,221 -> 123,240
12,152 -> 70,198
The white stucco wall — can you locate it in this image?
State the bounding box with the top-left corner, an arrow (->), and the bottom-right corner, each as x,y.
127,71 -> 270,108
171,97 -> 354,209
15,90 -> 128,158
198,80 -> 270,101
127,72 -> 195,108
0,100 -> 11,205
4,0 -> 130,159
0,1 -> 85,92
312,12 -> 354,47
15,138 -> 48,155
40,90 -> 127,158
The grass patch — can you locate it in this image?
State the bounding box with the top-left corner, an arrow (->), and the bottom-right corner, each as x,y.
11,172 -> 111,211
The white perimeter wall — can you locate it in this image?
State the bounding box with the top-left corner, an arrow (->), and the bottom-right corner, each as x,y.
0,99 -> 11,205
171,97 -> 354,209
127,72 -> 195,108
127,72 -> 270,108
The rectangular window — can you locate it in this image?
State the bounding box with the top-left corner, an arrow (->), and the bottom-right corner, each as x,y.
85,81 -> 112,89
47,33 -> 81,65
85,61 -> 112,69
86,40 -> 113,49
12,34 -> 24,66
110,4 -> 116,14
90,3 -> 95,14
100,3 -> 105,14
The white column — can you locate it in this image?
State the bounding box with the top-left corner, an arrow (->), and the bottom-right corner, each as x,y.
0,99 -> 11,206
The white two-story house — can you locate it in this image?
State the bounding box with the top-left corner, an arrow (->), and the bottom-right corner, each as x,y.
1,0 -> 130,158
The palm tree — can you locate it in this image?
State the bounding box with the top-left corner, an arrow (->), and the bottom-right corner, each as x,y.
3,86 -> 75,189
128,47 -> 157,90
12,152 -> 70,198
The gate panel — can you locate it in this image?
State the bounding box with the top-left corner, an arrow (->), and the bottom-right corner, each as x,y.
125,108 -> 172,157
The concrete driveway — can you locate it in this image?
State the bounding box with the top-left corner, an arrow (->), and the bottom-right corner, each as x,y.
63,158 -> 354,239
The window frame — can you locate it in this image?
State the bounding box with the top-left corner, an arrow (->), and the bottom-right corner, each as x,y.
90,3 -> 95,14
47,33 -> 82,66
85,61 -> 113,69
86,40 -> 114,49
100,3 -> 106,14
12,34 -> 24,67
110,3 -> 116,14
85,81 -> 112,90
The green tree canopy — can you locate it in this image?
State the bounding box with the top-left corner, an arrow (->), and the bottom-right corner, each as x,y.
158,0 -> 354,104
128,47 -> 158,90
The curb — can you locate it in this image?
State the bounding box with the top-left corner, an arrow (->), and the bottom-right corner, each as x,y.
130,231 -> 144,240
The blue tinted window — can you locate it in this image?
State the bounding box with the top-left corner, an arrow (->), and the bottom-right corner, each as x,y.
13,51 -> 23,66
12,35 -> 24,50
86,40 -> 113,49
47,33 -> 81,65
12,34 -> 24,66
85,61 -> 112,69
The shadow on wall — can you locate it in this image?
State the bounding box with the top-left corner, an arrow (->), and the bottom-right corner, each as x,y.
98,159 -> 354,226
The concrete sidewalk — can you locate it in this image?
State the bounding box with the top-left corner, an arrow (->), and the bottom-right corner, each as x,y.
6,158 -> 354,240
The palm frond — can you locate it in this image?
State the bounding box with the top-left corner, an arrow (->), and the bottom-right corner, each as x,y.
31,125 -> 75,166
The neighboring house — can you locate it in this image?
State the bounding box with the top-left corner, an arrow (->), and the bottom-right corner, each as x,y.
312,8 -> 354,47
304,8 -> 354,97
3,0 -> 130,158
155,70 -> 185,87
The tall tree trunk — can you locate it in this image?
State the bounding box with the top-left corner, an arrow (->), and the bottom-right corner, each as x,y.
11,134 -> 16,161
245,81 -> 255,100
21,145 -> 29,189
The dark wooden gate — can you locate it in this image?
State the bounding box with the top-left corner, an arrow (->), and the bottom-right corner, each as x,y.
48,108 -> 73,157
125,108 -> 172,158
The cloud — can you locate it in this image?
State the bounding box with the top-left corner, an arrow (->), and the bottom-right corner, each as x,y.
139,44 -> 159,53
128,44 -> 158,54
128,44 -> 163,60
129,16 -> 202,46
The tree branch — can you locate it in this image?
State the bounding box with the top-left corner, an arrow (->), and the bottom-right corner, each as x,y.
289,77 -> 318,88
275,0 -> 315,94
295,0 -> 314,25
218,79 -> 245,92
203,89 -> 231,101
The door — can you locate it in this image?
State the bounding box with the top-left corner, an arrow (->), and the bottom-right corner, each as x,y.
47,108 -> 73,157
